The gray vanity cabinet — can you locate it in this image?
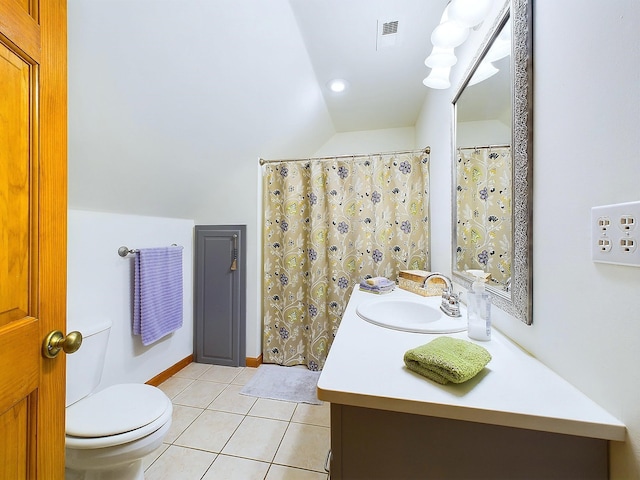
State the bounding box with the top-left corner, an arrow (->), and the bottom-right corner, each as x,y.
194,225 -> 246,366
329,404 -> 608,479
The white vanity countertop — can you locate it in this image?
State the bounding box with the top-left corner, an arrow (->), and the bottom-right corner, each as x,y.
317,286 -> 626,441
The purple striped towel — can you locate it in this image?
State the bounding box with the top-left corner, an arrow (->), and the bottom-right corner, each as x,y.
133,246 -> 184,346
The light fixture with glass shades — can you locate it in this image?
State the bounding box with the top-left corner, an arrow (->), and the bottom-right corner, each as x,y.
423,0 -> 494,89
431,16 -> 469,48
423,66 -> 451,89
424,46 -> 457,68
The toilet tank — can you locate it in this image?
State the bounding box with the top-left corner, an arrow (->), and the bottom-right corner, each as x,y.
66,320 -> 112,407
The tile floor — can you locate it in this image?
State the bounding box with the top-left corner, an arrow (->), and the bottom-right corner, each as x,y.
144,362 -> 331,480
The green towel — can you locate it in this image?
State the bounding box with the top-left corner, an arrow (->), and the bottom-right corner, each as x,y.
403,337 -> 492,385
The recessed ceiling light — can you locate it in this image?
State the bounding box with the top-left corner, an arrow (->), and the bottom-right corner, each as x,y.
327,79 -> 348,93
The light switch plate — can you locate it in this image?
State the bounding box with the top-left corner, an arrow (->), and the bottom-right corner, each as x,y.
592,201 -> 640,267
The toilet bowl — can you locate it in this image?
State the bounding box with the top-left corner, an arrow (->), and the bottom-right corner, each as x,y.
65,321 -> 172,480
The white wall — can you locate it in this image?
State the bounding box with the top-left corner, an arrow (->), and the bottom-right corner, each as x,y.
418,0 -> 640,476
457,119 -> 511,147
67,210 -> 195,389
67,0 -> 334,220
313,127 -> 416,156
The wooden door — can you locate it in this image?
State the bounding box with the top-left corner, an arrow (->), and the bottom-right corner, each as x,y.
0,0 -> 67,478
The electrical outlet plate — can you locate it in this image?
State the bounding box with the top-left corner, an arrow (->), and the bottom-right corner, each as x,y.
592,201 -> 640,267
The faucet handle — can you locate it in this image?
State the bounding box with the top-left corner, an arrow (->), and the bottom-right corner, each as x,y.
440,291 -> 461,318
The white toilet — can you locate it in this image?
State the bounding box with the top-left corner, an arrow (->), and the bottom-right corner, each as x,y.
65,320 -> 173,480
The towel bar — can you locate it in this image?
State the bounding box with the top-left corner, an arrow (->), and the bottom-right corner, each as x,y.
118,246 -> 137,257
118,244 -> 180,257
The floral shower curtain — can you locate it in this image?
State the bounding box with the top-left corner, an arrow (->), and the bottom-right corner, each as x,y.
262,150 -> 430,370
455,145 -> 512,288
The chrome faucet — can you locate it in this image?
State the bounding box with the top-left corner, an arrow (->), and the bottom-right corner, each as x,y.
422,273 -> 461,318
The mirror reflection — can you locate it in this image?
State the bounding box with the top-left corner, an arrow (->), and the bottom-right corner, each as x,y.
452,0 -> 533,325
456,145 -> 512,289
455,17 -> 512,292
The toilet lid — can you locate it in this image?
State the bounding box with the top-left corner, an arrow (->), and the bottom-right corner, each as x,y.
66,383 -> 171,438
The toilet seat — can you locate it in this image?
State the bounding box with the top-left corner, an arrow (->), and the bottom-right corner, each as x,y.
66,383 -> 172,449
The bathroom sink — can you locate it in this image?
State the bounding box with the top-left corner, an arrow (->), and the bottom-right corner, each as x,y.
356,297 -> 466,333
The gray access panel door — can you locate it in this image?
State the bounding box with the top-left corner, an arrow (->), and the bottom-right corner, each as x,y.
194,225 -> 246,366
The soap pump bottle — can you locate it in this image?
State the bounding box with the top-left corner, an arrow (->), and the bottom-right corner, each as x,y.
467,274 -> 491,341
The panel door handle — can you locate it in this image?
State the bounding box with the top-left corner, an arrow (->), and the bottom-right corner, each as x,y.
42,330 -> 83,359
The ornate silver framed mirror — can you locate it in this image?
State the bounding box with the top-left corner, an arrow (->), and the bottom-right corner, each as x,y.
451,0 -> 533,324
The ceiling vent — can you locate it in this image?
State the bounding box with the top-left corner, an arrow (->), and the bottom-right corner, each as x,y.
382,21 -> 399,36
377,19 -> 400,50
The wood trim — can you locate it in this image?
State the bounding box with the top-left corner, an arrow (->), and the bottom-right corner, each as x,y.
146,353 -> 262,387
146,355 -> 194,387
245,354 -> 263,368
37,0 -> 66,477
0,0 -> 41,63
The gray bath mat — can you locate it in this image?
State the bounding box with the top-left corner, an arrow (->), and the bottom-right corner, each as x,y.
240,364 -> 322,405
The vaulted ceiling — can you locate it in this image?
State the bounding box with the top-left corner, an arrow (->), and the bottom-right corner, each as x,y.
289,0 -> 448,132
67,0 -> 448,220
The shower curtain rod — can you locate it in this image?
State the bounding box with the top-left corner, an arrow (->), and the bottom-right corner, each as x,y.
258,146 -> 430,166
458,143 -> 510,151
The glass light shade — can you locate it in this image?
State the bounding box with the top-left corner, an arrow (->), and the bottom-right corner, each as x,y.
485,38 -> 510,63
425,46 -> 457,68
468,61 -> 499,86
423,67 -> 451,89
448,0 -> 493,28
431,20 -> 469,48
486,19 -> 512,62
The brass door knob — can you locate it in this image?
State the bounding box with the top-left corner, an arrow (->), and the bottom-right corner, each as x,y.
42,330 -> 83,359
